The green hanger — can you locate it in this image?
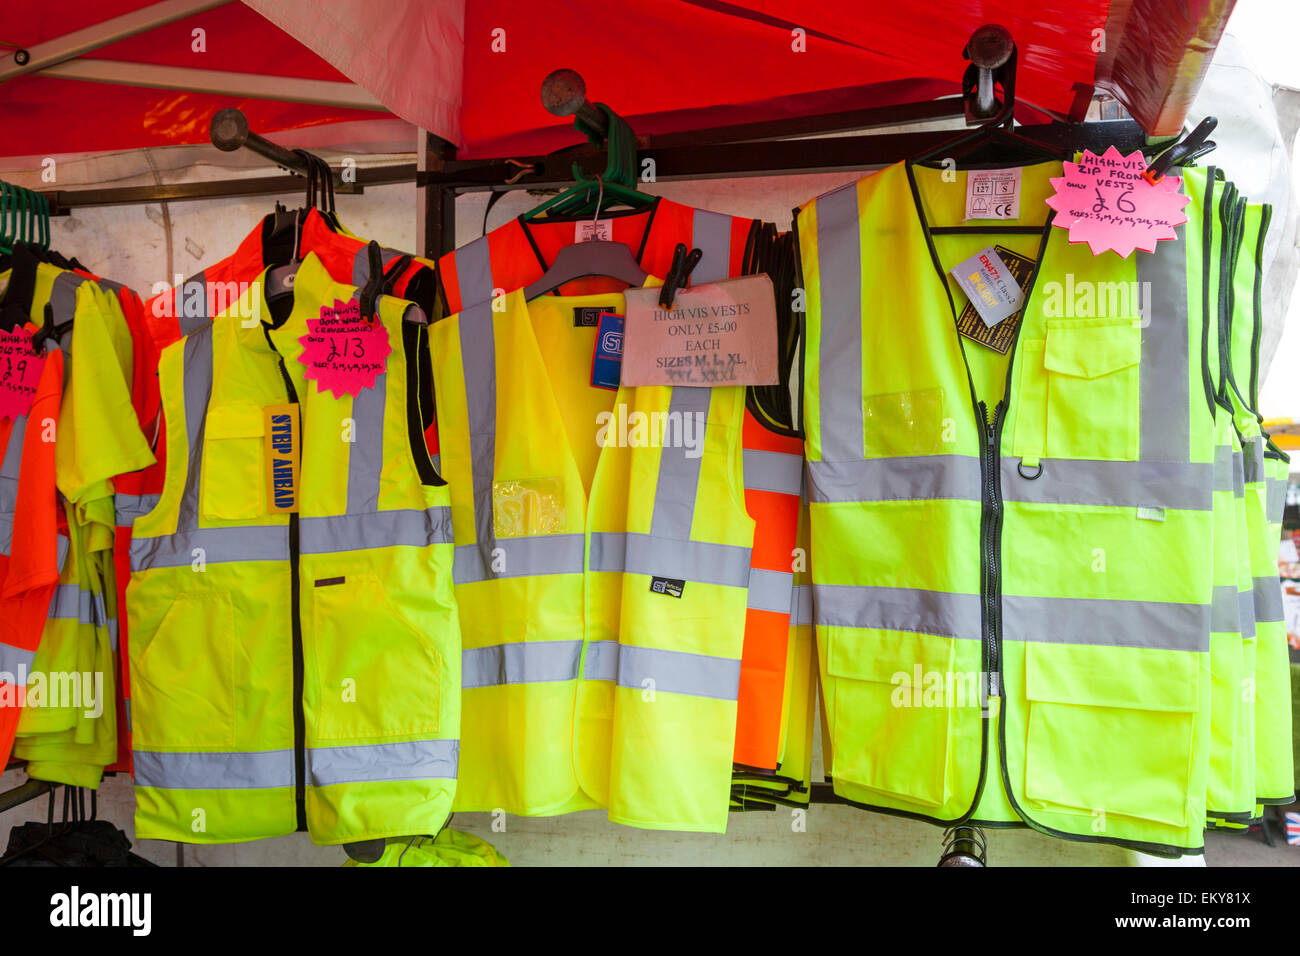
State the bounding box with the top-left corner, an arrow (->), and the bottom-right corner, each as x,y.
0,182 -> 13,254
34,190 -> 50,251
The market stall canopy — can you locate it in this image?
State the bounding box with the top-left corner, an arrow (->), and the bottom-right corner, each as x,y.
0,0 -> 1237,160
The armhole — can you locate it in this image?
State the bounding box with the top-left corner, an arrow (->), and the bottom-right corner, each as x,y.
741,219 -> 803,438
402,320 -> 444,486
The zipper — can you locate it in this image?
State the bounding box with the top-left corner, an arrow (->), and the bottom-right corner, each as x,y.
977,399 -> 1005,701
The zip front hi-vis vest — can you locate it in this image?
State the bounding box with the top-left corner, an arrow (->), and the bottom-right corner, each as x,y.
430,287 -> 754,831
127,253 -> 459,845
798,160 -> 1222,855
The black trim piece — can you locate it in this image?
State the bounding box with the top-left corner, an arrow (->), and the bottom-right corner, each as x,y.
314,576 -> 345,588
1198,168 -> 1220,418
1205,807 -> 1256,824
403,321 -> 444,486
1255,792 -> 1297,807
731,762 -> 778,777
1250,204 -> 1273,411
1214,187 -> 1243,413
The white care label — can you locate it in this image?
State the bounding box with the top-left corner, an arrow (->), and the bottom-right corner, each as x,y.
965,167 -> 1021,220
950,246 -> 1024,328
575,219 -> 613,242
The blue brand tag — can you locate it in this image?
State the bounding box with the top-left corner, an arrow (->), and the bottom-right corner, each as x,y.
591,312 -> 623,390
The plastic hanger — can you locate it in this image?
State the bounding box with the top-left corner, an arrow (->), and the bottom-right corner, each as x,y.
523,178 -> 649,300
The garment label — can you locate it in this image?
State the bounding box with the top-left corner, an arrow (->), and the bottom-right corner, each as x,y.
264,403 -> 301,514
650,576 -> 685,598
575,219 -> 613,242
591,312 -> 624,390
1136,506 -> 1167,522
1045,146 -> 1191,257
965,168 -> 1021,220
573,306 -> 604,328
956,246 -> 1035,353
950,247 -> 1024,328
298,297 -> 392,399
0,327 -> 46,421
621,275 -> 779,387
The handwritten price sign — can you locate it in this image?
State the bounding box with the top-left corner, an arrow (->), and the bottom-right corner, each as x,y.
1045,146 -> 1191,257
297,298 -> 391,399
0,327 -> 46,421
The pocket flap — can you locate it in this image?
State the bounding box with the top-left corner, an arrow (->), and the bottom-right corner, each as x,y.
205,403 -> 266,440
827,628 -> 954,685
1025,642 -> 1197,714
1043,320 -> 1141,379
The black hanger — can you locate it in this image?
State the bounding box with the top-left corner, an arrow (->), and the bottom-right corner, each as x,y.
0,243 -> 40,331
30,300 -> 67,353
357,241 -> 386,319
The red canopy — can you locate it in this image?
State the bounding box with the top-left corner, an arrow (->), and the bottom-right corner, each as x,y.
0,0 -> 1237,161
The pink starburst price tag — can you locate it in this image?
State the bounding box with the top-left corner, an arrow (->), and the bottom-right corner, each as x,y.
0,327 -> 47,421
298,298 -> 391,399
1045,146 -> 1191,257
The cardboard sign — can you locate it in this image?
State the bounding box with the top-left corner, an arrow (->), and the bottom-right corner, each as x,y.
620,275 -> 779,387
956,245 -> 1035,353
965,168 -> 1021,220
1045,146 -> 1191,257
950,246 -> 1024,328
263,403 -> 301,514
298,298 -> 391,399
0,327 -> 47,421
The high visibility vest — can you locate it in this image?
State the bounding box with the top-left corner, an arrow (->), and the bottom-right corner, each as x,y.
430,286 -> 754,831
126,253 -> 459,845
798,160 -> 1223,854
436,202 -> 803,774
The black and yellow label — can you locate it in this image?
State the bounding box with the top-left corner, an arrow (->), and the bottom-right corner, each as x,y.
956,245 -> 1036,354
264,403 -> 301,513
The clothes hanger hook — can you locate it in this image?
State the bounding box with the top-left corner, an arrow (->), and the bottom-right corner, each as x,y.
592,175 -> 605,228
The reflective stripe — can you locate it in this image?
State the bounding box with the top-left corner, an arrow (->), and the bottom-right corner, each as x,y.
1254,575 -> 1284,624
1240,588 -> 1256,639
1212,443 -> 1235,494
0,644 -> 36,682
790,583 -> 813,627
350,244 -> 404,286
1002,595 -> 1209,652
177,271 -> 211,336
0,510 -> 12,557
131,525 -> 288,571
124,697 -> 132,732
307,738 -> 458,786
114,492 -> 161,527
55,532 -> 69,574
590,531 -> 751,588
747,567 -> 794,614
808,455 -> 980,503
92,592 -> 107,628
1211,585 -> 1244,636
453,236 -> 494,309
177,327 -> 215,532
1137,224 -> 1191,462
743,448 -> 804,496
132,749 -> 295,790
346,369 -> 386,514
650,387 -> 712,539
106,617 -> 119,652
458,299 -> 498,578
462,640 -> 583,688
453,533 -> 584,584
583,639 -> 619,682
813,584 -> 981,640
613,644 -> 741,700
46,583 -> 83,620
1242,436 -> 1266,485
813,182 -> 864,463
1,415 -> 25,479
1232,450 -> 1245,499
299,507 -> 453,554
49,270 -> 90,327
1000,457 -> 1212,510
690,209 -> 734,284
1267,476 -> 1287,524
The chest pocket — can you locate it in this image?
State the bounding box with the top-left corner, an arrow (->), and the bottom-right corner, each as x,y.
1015,319 -> 1142,463
200,403 -> 267,520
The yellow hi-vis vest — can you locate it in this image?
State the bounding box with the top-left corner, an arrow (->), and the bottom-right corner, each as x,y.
126,253 -> 459,845
797,159 -> 1222,856
430,287 -> 754,832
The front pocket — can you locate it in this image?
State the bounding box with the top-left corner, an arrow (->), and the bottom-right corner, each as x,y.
862,388 -> 945,458
310,573 -> 443,741
1023,642 -> 1196,827
825,630 -> 957,808
1042,318 -> 1142,461
133,592 -> 237,749
200,403 -> 266,520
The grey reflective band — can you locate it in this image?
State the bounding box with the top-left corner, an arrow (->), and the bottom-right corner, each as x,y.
106,616 -> 119,652
1212,444 -> 1235,494
46,584 -> 84,620
55,532 -> 69,574
1267,476 -> 1287,524
1002,594 -> 1209,652
114,492 -> 162,527
747,567 -> 794,614
462,640 -> 584,689
1137,224 -> 1191,463
350,244 -> 405,286
690,209 -> 734,284
1210,585 -> 1240,635
588,531 -> 750,589
1242,436 -> 1266,485
742,448 -> 804,496
457,299 -> 499,578
1,416 -> 25,479
650,387 -> 712,540
0,644 -> 36,682
124,697 -> 132,732
454,237 -> 494,310
1000,457 -> 1213,511
813,584 -> 981,640
813,183 -> 865,463
453,533 -> 585,584
177,271 -> 211,336
1232,450 -> 1245,499
49,270 -> 91,328
609,644 -> 742,701
790,583 -> 813,627
0,510 -> 12,558
92,592 -> 108,628
346,368 -> 387,514
808,455 -> 981,504
131,525 -> 289,571
299,507 -> 453,554
1239,588 -> 1256,639
132,748 -> 295,790
583,640 -> 619,682
177,327 -> 215,532
307,738 -> 458,786
1253,575 -> 1285,624
430,453 -> 442,475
